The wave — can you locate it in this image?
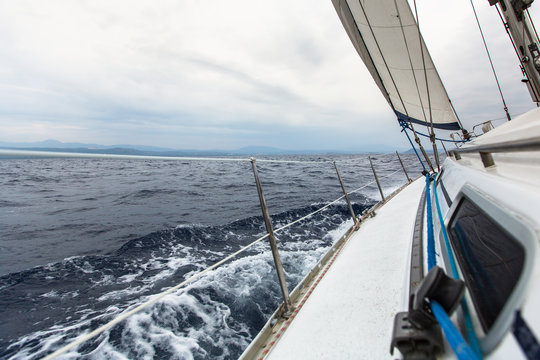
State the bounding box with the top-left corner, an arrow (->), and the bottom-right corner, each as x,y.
0,200 -> 371,359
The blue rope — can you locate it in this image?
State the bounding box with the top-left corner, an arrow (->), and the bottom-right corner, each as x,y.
431,301 -> 480,360
425,174 -> 436,270
425,175 -> 480,360
432,174 -> 459,276
433,174 -> 483,358
400,122 -> 427,171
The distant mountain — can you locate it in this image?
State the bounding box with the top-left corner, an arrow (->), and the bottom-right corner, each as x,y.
0,140 -> 177,152
0,140 -> 407,156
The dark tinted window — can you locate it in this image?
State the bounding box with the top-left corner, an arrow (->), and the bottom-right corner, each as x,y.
449,198 -> 525,331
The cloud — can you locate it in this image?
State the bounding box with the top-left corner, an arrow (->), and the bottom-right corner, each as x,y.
0,0 -> 537,150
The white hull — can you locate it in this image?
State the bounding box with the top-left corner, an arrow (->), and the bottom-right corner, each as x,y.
242,108 -> 540,359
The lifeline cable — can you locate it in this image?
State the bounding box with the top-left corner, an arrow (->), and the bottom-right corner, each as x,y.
255,224 -> 358,359
272,169 -> 402,234
40,170 -> 399,359
41,231 -> 271,360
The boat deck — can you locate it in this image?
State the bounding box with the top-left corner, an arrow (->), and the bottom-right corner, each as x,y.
264,177 -> 425,359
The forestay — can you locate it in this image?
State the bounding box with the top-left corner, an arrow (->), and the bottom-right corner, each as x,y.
332,0 -> 461,130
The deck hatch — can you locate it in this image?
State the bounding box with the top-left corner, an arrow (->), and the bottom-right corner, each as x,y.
448,197 -> 525,332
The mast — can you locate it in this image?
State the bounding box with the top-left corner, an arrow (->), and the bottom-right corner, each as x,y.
489,0 -> 540,103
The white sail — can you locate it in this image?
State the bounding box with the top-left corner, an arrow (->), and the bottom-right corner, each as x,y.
332,0 -> 461,130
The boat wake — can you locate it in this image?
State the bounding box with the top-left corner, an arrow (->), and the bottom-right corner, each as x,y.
0,202 -> 367,359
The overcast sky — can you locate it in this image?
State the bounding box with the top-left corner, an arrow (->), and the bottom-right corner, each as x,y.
0,0 -> 538,151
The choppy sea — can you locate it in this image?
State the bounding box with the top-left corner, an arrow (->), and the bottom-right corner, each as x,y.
0,153 -> 423,359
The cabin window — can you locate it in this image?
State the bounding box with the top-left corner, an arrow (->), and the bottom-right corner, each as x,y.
448,198 -> 525,332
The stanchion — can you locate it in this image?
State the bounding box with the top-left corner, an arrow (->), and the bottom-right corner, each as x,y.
250,158 -> 292,315
395,151 -> 411,183
333,161 -> 357,223
368,156 -> 385,201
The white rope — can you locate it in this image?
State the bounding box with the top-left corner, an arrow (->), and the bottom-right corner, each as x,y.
348,180 -> 376,195
273,195 -> 346,233
266,169 -> 403,233
271,169 -> 403,233
380,168 -> 402,180
41,233 -> 270,360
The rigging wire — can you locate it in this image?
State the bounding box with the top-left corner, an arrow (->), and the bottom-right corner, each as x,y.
356,0 -> 434,172
496,6 -> 540,102
495,6 -> 540,103
41,231 -> 271,360
356,0 -> 409,117
449,99 -> 470,138
526,9 -> 540,43
469,0 -> 512,121
495,6 -> 529,74
393,0 -> 441,168
400,124 -> 427,171
401,124 -> 468,143
413,0 -> 441,170
394,0 -> 429,125
413,0 -> 434,130
38,164 -> 403,359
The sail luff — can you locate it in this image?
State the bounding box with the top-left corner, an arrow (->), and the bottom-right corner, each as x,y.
332,0 -> 462,131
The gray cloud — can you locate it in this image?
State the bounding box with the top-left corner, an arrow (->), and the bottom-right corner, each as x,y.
0,0 -> 537,150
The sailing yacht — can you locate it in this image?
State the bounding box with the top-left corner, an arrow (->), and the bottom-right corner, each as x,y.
240,0 -> 540,359
8,0 -> 539,359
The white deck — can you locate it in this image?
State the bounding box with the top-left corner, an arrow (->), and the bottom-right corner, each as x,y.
266,178 -> 425,359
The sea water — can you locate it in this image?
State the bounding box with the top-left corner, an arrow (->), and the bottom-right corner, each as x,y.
0,154 -> 422,359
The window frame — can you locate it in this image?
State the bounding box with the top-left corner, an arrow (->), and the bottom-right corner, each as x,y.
444,184 -> 537,353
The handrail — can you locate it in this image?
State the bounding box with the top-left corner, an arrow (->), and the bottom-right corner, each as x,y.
449,136 -> 540,167
29,153 -> 410,359
450,135 -> 540,154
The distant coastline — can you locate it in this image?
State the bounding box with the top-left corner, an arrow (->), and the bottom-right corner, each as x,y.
0,139 -> 407,156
